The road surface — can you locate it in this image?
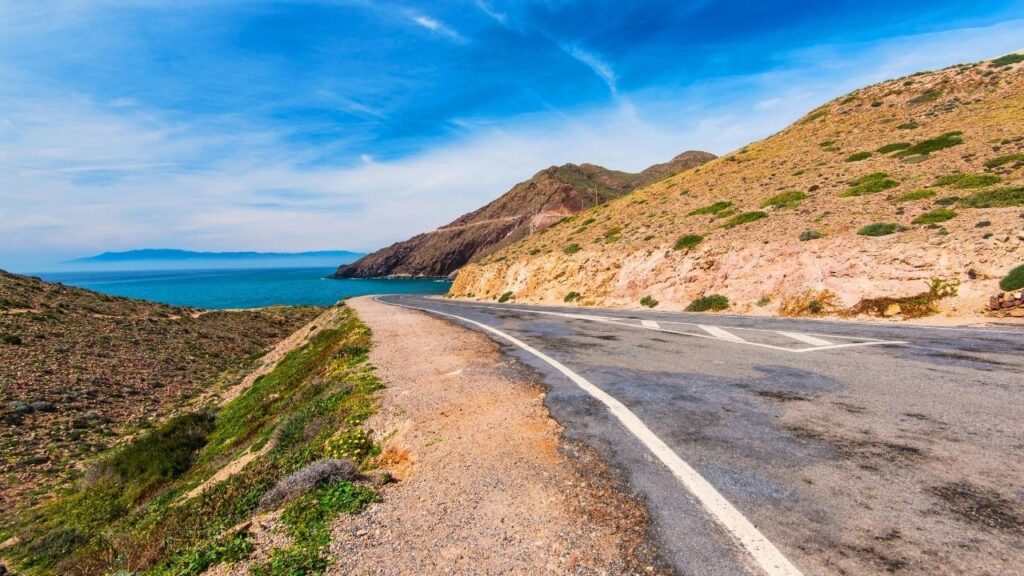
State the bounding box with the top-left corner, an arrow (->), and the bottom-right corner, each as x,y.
375,295 -> 1024,576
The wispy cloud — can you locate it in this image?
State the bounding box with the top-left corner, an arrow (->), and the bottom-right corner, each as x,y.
475,0 -> 509,27
409,13 -> 466,42
561,43 -> 618,94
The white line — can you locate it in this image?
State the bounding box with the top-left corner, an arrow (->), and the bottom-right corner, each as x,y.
776,331 -> 833,347
641,319 -> 660,329
700,324 -> 746,342
379,296 -> 804,576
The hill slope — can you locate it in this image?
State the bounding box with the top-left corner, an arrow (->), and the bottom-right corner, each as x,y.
0,270 -> 321,512
332,151 -> 715,278
452,56 -> 1024,319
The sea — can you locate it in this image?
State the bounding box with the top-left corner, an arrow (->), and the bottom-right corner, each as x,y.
34,267 -> 450,309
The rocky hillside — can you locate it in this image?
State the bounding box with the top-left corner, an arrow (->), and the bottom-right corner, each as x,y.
0,270 -> 321,513
332,151 -> 715,278
452,54 -> 1024,320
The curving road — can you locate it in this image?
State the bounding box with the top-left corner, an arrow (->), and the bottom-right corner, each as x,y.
375,295 -> 1024,576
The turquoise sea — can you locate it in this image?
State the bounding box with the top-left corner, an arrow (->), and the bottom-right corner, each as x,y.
35,267 -> 450,309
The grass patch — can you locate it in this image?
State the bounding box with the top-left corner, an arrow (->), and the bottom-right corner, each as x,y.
897,121 -> 919,130
857,222 -> 907,236
959,187 -> 1024,208
563,243 -> 581,255
673,234 -> 703,250
761,190 -> 806,209
912,209 -> 957,225
984,153 -> 1024,169
497,291 -> 513,303
847,278 -> 959,319
895,189 -> 935,202
908,88 -> 942,105
991,53 -> 1024,67
1000,265 -> 1024,291
563,292 -> 582,303
686,294 -> 729,312
934,173 -> 1001,189
892,131 -> 964,158
801,108 -> 828,124
687,201 -> 733,216
780,290 -> 839,317
722,211 -> 767,228
639,296 -> 659,308
799,230 -> 823,241
846,151 -> 872,162
877,142 -> 911,154
842,172 -> 899,196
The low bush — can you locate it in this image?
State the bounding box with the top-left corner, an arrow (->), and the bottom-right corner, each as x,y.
908,88 -> 942,105
673,234 -> 703,250
640,296 -> 659,308
877,142 -> 911,154
761,190 -> 806,209
934,173 -> 1001,189
779,290 -> 839,317
323,428 -> 376,461
687,201 -> 733,216
934,196 -> 959,206
722,211 -> 767,228
895,189 -> 935,202
892,132 -> 963,158
497,291 -> 514,303
2,334 -> 22,345
686,294 -> 729,312
984,153 -> 1024,169
259,459 -> 360,511
799,230 -> 823,241
801,108 -> 828,124
1000,265 -> 1024,291
912,209 -> 957,225
959,187 -> 1024,208
846,151 -> 872,162
991,53 -> 1024,67
897,121 -> 919,130
842,172 -> 899,196
563,292 -> 582,303
563,243 -> 581,255
857,222 -> 907,236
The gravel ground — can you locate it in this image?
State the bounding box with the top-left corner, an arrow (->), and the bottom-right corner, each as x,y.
327,297 -> 670,575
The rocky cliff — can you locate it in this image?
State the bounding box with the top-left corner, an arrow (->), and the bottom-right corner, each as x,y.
332,151 -> 715,278
452,55 -> 1024,320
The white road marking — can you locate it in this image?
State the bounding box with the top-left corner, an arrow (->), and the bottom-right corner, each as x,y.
776,331 -> 833,347
641,319 -> 660,329
700,324 -> 746,342
379,296 -> 805,576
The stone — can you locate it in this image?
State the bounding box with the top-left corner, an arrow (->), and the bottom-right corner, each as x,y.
1009,308 -> 1024,318
29,401 -> 56,413
883,303 -> 902,317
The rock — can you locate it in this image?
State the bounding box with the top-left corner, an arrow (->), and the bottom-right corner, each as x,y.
1010,308 -> 1024,318
883,303 -> 902,317
29,401 -> 56,413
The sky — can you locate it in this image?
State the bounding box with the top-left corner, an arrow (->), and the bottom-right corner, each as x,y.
1,0 -> 1024,271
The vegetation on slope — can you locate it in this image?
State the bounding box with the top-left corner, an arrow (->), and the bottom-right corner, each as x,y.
1,305 -> 381,576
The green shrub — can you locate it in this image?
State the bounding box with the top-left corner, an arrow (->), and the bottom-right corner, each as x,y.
761,190 -> 806,209
687,201 -> 733,216
686,294 -> 729,312
857,222 -> 907,236
991,53 -> 1024,67
673,234 -> 704,250
604,226 -> 622,239
895,189 -> 935,202
897,121 -> 919,130
722,211 -> 767,228
908,88 -> 942,105
799,230 -> 823,241
714,209 -> 736,219
563,292 -> 582,303
912,209 -> 957,224
846,151 -> 872,162
1000,265 -> 1024,291
2,334 -> 22,345
984,153 -> 1024,169
959,187 -> 1024,208
563,243 -> 581,254
640,296 -> 659,308
934,173 -> 1001,189
842,172 -> 899,196
892,131 -> 963,158
497,291 -> 513,303
801,108 -> 828,124
877,142 -> 911,154
934,196 -> 959,206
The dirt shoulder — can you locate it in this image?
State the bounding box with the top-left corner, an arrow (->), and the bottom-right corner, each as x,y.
330,296 -> 668,575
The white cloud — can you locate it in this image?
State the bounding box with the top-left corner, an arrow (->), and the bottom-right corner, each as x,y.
409,13 -> 465,42
561,43 -> 618,94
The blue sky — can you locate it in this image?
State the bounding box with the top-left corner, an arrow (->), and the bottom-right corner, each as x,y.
1,0 -> 1023,270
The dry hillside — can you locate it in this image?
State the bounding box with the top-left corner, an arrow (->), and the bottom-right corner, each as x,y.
333,151 -> 714,278
0,270 -> 321,513
452,55 -> 1024,320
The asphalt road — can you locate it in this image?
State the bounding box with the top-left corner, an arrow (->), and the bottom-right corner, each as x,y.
376,295 -> 1024,576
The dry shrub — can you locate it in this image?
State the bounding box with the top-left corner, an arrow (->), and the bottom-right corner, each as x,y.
258,458 -> 359,511
779,290 -> 840,317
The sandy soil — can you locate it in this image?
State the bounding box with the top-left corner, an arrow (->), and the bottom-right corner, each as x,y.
326,296 -> 668,575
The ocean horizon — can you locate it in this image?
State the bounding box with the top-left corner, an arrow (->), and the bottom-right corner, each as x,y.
34,266 -> 450,309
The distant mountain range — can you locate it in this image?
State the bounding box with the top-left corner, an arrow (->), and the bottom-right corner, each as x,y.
69,249 -> 364,269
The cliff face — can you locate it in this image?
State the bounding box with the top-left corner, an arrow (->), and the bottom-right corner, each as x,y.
452,57 -> 1024,320
332,151 -> 715,278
